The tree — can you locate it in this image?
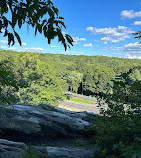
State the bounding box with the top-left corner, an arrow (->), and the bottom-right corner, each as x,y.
64,71 -> 83,93
94,68 -> 141,158
83,65 -> 116,96
0,63 -> 19,104
129,67 -> 141,81
0,0 -> 73,104
0,52 -> 64,105
18,62 -> 64,105
0,0 -> 73,50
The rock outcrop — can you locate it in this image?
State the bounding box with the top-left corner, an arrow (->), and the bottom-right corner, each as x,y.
0,104 -> 96,157
0,139 -> 25,158
0,139 -> 96,158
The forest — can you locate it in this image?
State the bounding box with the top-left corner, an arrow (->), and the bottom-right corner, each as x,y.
0,50 -> 141,157
0,49 -> 141,106
0,0 -> 141,157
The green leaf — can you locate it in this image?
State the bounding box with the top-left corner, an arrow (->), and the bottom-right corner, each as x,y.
58,16 -> 64,19
12,12 -> 17,28
0,70 -> 8,75
0,20 -> 2,31
35,25 -> 38,36
47,0 -> 53,6
37,24 -> 42,33
14,31 -> 21,46
18,18 -> 22,28
65,34 -> 73,46
52,6 -> 58,15
57,20 -> 66,29
8,33 -> 15,46
2,16 -> 8,28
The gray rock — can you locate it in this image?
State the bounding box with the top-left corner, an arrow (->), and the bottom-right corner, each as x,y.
0,104 -> 97,158
0,104 -> 95,142
0,139 -> 25,158
46,146 -> 94,158
0,139 -> 95,158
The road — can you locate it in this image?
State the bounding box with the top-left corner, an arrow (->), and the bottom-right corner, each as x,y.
58,100 -> 103,114
58,92 -> 108,114
64,92 -> 97,102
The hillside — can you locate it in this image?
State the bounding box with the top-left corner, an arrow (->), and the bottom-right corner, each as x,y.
0,49 -> 141,105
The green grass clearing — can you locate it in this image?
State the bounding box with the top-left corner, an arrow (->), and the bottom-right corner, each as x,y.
70,97 -> 96,105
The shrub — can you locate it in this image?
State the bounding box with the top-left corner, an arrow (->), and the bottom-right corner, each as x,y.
94,68 -> 141,157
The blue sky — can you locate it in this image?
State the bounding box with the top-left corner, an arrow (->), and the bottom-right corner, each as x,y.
1,0 -> 141,59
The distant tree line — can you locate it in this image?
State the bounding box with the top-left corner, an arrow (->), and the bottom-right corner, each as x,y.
0,49 -> 141,105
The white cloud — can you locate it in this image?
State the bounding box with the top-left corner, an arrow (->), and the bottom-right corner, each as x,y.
73,41 -> 78,44
121,10 -> 141,19
133,21 -> 141,25
18,42 -> 27,46
105,46 -> 122,51
101,37 -> 121,44
116,26 -> 127,30
123,42 -> 141,53
94,39 -> 100,42
1,29 -> 5,33
106,42 -> 141,53
73,37 -> 86,44
0,46 -> 6,49
105,42 -> 141,59
0,40 -> 8,44
22,43 -> 26,46
86,27 -> 94,31
62,31 -> 66,35
8,47 -> 17,50
79,38 -> 87,41
86,26 -> 133,44
104,41 -> 108,45
102,55 -> 109,57
24,47 -> 45,52
111,39 -> 120,44
50,45 -> 58,48
124,54 -> 141,59
101,36 -> 111,42
64,51 -> 69,54
84,43 -> 93,47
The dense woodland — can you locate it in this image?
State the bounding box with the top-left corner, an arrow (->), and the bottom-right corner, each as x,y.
0,49 -> 141,157
0,49 -> 141,106
0,0 -> 141,157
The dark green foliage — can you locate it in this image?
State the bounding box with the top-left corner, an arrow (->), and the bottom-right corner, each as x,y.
94,68 -> 141,158
20,146 -> 38,158
83,65 -> 115,95
18,62 -> 64,105
63,71 -> 83,93
0,52 -> 64,105
0,50 -> 141,105
0,49 -> 140,157
0,63 -> 19,104
0,0 -> 73,50
0,0 -> 74,104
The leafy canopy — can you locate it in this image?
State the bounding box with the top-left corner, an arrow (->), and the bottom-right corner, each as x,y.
0,0 -> 73,50
94,67 -> 141,158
